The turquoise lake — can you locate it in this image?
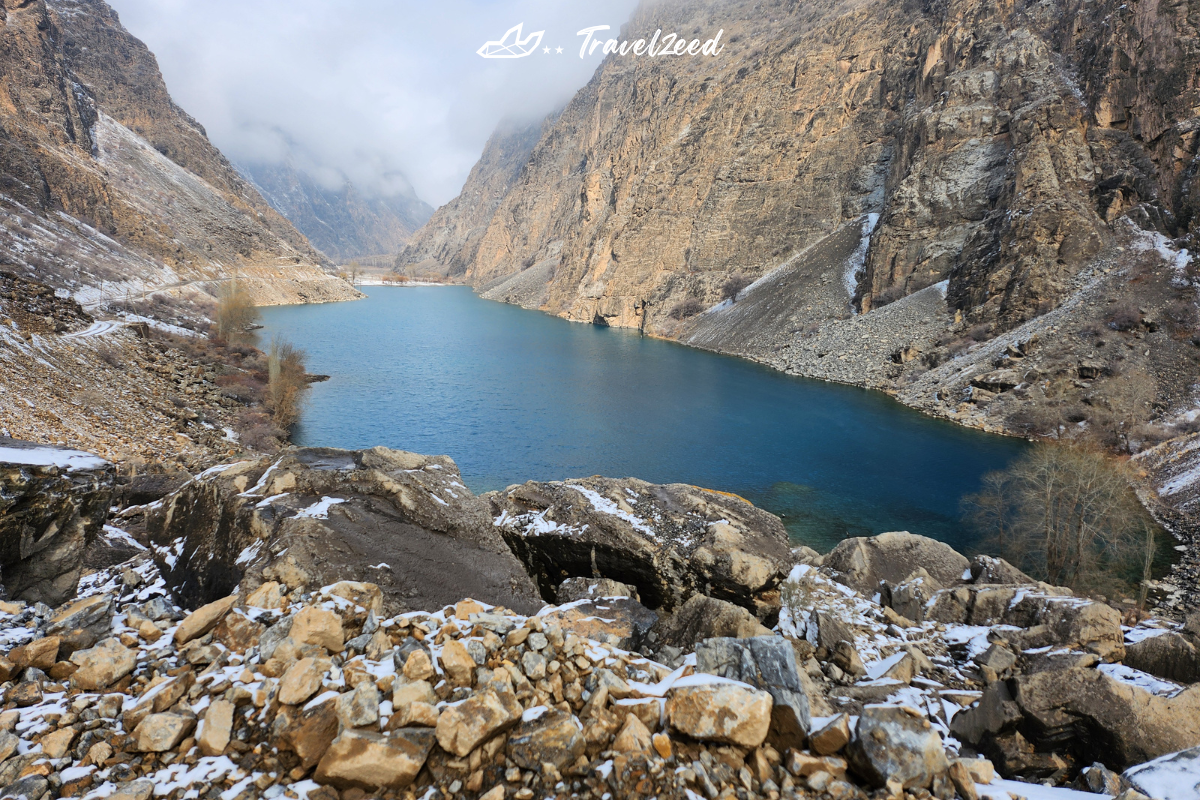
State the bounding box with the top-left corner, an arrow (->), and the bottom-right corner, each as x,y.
260,286 -> 1027,552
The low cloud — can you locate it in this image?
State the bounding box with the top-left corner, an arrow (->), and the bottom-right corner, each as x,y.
108,0 -> 640,206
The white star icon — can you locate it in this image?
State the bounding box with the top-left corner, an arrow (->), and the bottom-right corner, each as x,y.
543,46 -> 550,54
556,46 -> 563,54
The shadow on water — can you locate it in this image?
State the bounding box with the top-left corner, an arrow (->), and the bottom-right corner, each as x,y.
260,286 -> 1029,552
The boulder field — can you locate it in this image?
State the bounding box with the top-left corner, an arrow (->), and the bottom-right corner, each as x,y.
0,443 -> 1197,800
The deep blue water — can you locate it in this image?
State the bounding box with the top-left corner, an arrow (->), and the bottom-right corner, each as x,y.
259,286 -> 1027,552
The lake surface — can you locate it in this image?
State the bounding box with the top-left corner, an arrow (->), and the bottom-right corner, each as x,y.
260,286 -> 1027,552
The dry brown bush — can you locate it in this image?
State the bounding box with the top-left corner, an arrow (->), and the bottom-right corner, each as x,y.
266,335 -> 310,431
213,279 -> 260,344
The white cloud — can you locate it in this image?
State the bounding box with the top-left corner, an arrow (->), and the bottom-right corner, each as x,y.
107,0 -> 640,206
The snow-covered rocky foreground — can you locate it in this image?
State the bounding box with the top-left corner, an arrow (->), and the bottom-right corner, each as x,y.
0,548 -> 1195,800
4,443 -> 1200,800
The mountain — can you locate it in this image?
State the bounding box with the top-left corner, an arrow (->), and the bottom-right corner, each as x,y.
0,0 -> 359,313
403,0 -> 1200,451
395,116 -> 548,279
242,161 -> 433,264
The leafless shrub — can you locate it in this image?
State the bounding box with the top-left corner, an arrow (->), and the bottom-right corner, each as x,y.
668,298 -> 704,320
969,323 -> 993,342
1106,302 -> 1141,332
721,274 -> 752,302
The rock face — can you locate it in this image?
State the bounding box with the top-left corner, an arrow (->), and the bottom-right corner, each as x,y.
0,0 -> 358,311
412,0 -> 1200,330
395,117 -> 547,281
0,439 -> 114,604
144,446 -> 542,614
489,477 -> 792,618
402,0 -> 1200,480
243,160 -> 432,263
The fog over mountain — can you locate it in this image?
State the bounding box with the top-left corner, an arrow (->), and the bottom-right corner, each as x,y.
106,0 -> 640,207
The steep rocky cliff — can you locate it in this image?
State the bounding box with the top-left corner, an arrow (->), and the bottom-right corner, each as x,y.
410,0 -> 1200,446
0,0 -> 358,311
395,116 -> 548,280
243,160 -> 433,263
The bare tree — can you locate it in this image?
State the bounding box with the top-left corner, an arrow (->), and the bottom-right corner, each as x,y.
966,443 -> 1163,597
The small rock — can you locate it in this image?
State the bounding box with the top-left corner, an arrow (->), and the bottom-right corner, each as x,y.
435,690 -> 523,757
173,595 -> 237,645
507,708 -> 586,770
39,726 -> 76,758
403,649 -> 434,682
278,657 -> 326,705
290,606 -> 345,652
612,713 -> 653,752
811,713 -> 851,755
245,581 -> 286,609
132,713 -> 196,752
440,639 -> 475,686
848,705 -> 949,789
667,683 -> 773,748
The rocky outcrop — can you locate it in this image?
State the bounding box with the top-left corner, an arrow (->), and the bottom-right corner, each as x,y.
0,439 -> 113,604
0,0 -> 357,313
144,446 -> 542,615
823,531 -> 971,597
488,476 -> 792,618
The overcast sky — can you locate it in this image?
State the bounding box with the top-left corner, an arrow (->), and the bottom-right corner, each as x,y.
107,0 -> 641,206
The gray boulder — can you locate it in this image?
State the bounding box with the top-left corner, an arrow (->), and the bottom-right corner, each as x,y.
849,705 -> 949,789
489,476 -> 791,618
824,531 -> 970,597
695,636 -> 811,749
0,439 -> 114,604
145,447 -> 542,615
1124,633 -> 1200,685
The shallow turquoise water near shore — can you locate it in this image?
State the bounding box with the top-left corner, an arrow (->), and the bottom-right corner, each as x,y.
260,286 -> 1028,552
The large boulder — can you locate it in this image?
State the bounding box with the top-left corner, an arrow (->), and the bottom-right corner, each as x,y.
952,667 -> 1200,773
489,477 -> 791,618
695,637 -> 811,749
0,438 -> 114,604
648,595 -> 773,652
849,705 -> 949,790
824,532 -> 970,597
1124,633 -> 1200,685
145,447 -> 542,614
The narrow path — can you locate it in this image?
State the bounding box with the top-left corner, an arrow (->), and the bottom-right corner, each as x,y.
63,320 -> 124,338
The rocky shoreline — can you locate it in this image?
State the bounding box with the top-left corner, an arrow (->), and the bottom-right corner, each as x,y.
1,441 -> 1198,800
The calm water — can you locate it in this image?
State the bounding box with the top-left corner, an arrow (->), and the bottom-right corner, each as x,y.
260,287 -> 1027,552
